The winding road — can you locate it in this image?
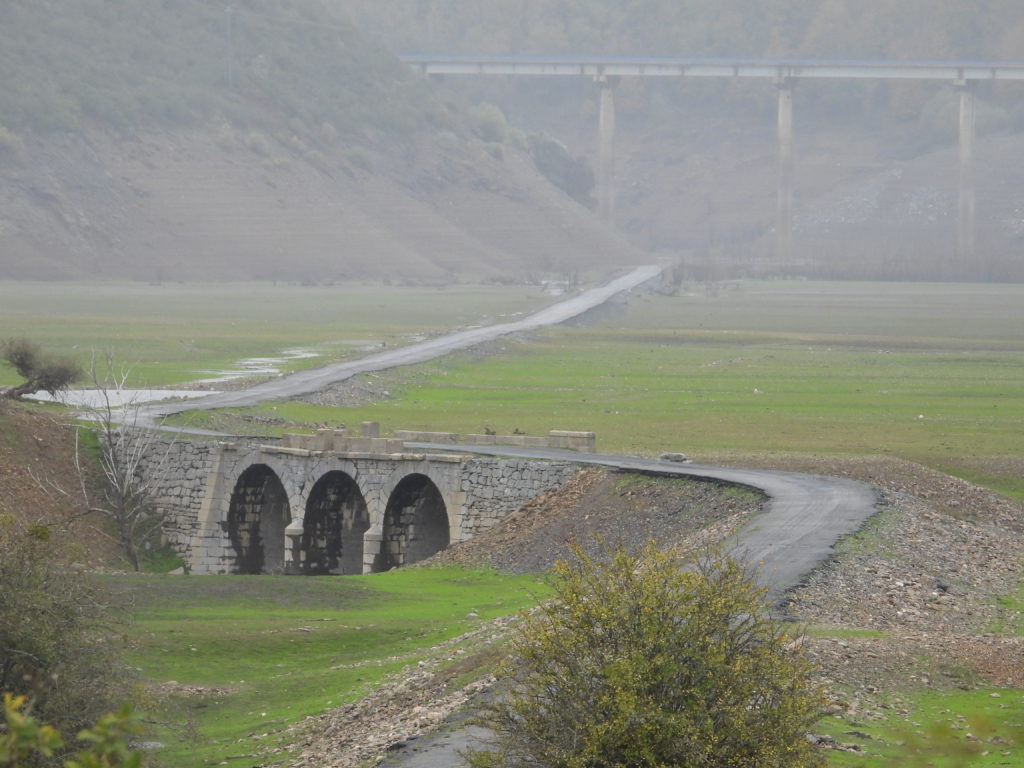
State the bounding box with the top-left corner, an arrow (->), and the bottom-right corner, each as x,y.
133,264 -> 879,766
407,444 -> 879,604
135,265 -> 664,426
381,446 -> 877,767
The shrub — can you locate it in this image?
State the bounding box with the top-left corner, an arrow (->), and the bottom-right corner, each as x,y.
470,102 -> 509,144
0,694 -> 142,768
467,541 -> 825,768
0,516 -> 130,764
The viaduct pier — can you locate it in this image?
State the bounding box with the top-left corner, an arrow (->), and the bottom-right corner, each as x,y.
401,54 -> 1024,265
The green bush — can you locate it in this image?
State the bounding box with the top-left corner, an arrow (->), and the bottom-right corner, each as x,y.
468,541 -> 825,768
470,102 -> 509,144
0,517 -> 130,765
1,694 -> 142,768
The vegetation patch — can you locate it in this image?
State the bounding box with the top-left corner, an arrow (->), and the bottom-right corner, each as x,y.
0,282 -> 551,389
102,567 -> 548,768
817,688 -> 1024,766
156,283 -> 1022,500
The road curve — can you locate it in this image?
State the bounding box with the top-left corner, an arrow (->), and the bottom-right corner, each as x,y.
406,443 -> 879,603
383,443 -> 879,768
135,265 -> 664,426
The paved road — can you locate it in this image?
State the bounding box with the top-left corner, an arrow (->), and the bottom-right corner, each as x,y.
123,261 -> 880,765
384,443 -> 879,767
407,445 -> 878,605
136,265 -> 664,426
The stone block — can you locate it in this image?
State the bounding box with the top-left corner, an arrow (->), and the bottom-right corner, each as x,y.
548,430 -> 596,451
393,430 -> 460,444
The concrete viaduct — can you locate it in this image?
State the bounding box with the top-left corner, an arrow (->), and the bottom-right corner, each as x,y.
145,426 -> 592,576
400,54 -> 1024,264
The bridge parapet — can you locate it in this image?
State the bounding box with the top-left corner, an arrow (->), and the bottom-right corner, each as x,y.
465,430 -> 595,452
281,429 -> 406,455
392,430 -> 460,444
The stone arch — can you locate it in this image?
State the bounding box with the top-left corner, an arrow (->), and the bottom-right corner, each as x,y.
226,464 -> 289,574
300,471 -> 370,575
373,474 -> 450,572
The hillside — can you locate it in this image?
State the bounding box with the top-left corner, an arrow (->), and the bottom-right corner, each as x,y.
0,126 -> 642,282
4,1 -> 1023,282
0,403 -> 117,563
0,1 -> 643,282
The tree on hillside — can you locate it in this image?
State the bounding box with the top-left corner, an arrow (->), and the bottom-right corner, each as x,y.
1,339 -> 80,401
467,541 -> 825,768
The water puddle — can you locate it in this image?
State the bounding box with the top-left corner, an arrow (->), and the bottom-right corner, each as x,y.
30,389 -> 218,408
190,348 -> 321,384
27,349 -> 324,406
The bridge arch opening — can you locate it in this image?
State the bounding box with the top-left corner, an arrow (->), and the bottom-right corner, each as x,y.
227,464 -> 289,574
300,471 -> 370,574
375,474 -> 450,572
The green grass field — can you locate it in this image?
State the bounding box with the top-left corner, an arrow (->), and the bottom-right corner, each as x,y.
818,687 -> 1024,767
164,281 -> 1024,496
0,281 -> 552,386
102,568 -> 548,768
8,278 -> 1024,765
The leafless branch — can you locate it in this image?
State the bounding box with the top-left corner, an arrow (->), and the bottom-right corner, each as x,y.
70,351 -> 178,570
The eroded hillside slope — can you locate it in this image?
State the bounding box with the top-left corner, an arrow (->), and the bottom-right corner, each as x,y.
0,0 -> 642,282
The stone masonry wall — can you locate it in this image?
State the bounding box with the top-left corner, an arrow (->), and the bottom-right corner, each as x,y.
136,436 -> 221,555
458,458 -> 577,539
140,436 -> 580,565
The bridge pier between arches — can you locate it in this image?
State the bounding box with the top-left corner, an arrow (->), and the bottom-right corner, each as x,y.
362,530 -> 384,575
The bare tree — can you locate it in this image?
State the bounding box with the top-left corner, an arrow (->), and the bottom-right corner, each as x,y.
74,357 -> 177,572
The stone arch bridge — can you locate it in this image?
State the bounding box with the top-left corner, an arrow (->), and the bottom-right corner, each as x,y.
146,428 -> 588,575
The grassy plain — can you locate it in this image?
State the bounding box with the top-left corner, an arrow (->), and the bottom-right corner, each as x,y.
819,687 -> 1024,766
0,281 -> 551,386
104,568 -> 548,768
170,281 -> 1024,496
9,279 -> 1024,765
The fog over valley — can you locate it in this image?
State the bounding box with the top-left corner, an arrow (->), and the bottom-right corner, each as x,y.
1,1 -> 1023,282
